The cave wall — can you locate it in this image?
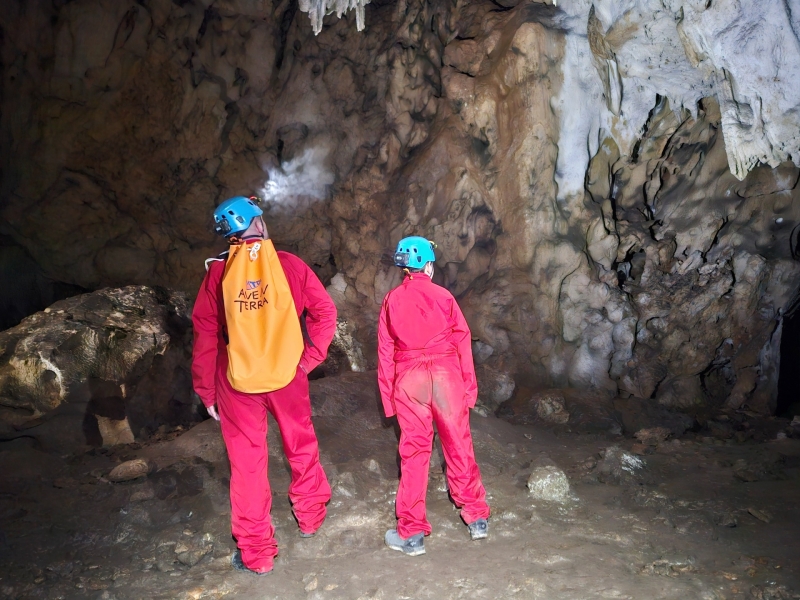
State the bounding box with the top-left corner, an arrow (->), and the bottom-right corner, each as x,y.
0,237 -> 86,330
1,0 -> 799,413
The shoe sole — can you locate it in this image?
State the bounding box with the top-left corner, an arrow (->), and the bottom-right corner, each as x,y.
470,532 -> 488,540
299,532 -> 316,538
386,543 -> 426,556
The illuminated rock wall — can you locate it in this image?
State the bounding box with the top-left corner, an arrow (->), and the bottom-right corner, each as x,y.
1,0 -> 799,412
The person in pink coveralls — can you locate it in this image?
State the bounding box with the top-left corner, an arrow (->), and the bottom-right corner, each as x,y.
377,236 -> 490,556
192,196 -> 336,574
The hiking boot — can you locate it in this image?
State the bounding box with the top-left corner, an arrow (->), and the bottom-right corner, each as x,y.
384,529 -> 426,556
468,518 -> 488,540
231,549 -> 272,575
299,530 -> 316,538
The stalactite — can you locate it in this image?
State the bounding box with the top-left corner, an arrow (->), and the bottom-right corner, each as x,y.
298,0 -> 369,35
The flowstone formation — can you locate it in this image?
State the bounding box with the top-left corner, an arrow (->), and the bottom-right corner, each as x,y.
1,0 -> 799,414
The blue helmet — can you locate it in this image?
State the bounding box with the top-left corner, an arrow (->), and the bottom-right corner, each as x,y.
394,236 -> 436,269
213,196 -> 263,238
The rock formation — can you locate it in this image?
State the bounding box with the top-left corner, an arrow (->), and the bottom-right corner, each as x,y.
0,286 -> 196,449
299,0 -> 370,35
1,0 -> 799,414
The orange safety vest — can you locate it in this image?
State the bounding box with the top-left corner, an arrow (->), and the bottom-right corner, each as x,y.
221,238 -> 304,392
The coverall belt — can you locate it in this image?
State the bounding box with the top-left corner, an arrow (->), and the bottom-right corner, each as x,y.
394,349 -> 456,363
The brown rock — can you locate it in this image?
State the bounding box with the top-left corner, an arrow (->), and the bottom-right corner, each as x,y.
443,39 -> 485,76
108,459 -> 153,483
634,427 -> 671,446
96,416 -> 136,447
0,286 -> 196,450
747,507 -> 773,523
474,364 -> 515,415
531,391 -> 570,425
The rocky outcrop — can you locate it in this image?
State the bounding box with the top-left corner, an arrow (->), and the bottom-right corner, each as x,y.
0,286 -> 196,449
1,0 -> 798,415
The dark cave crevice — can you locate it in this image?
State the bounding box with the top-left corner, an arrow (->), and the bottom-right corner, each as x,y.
0,237 -> 87,332
777,310 -> 800,417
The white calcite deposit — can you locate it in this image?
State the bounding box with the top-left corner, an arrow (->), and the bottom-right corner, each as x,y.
555,0 -> 800,203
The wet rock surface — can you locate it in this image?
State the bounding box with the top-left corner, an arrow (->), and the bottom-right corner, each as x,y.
0,372 -> 798,599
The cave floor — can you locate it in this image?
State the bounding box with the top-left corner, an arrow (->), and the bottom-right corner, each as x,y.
1,372 -> 799,600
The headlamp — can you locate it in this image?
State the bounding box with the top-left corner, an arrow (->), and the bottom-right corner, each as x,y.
214,217 -> 232,236
394,252 -> 411,267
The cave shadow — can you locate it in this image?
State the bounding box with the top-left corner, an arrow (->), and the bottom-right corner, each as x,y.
0,236 -> 87,331
777,310 -> 800,418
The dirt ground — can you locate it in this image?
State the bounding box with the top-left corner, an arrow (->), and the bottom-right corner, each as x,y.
1,371 -> 798,600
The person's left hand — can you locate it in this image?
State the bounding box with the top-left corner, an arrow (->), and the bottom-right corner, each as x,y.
207,404 -> 220,421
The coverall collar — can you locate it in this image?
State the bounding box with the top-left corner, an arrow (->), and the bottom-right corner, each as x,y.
232,235 -> 267,245
403,273 -> 433,284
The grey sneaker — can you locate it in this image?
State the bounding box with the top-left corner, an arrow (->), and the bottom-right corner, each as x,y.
384,529 -> 426,556
468,518 -> 488,540
298,515 -> 323,538
231,549 -> 272,575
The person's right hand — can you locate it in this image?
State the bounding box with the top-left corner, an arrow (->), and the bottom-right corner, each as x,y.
207,404 -> 220,421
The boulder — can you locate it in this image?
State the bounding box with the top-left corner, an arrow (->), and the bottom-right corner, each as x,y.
597,445 -> 647,485
530,390 -> 570,425
175,533 -> 214,567
527,465 -> 571,502
138,419 -> 228,468
474,364 -> 515,416
108,458 -> 154,483
0,286 -> 197,449
633,427 -> 671,446
499,388 -> 571,426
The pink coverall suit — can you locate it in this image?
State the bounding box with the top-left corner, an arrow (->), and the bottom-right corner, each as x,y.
192,247 -> 336,573
377,273 -> 490,539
